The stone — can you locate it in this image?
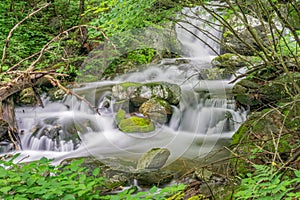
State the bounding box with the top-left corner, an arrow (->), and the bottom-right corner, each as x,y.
232,73 -> 300,110
139,98 -> 172,124
53,89 -> 67,100
115,109 -> 126,125
134,169 -> 174,186
111,82 -> 181,107
19,87 -> 37,105
118,116 -> 155,133
211,53 -> 248,69
136,148 -> 170,170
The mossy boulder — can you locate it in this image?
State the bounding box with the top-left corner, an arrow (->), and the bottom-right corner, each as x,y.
211,53 -> 248,69
139,98 -> 172,124
232,73 -> 300,110
134,169 -> 174,186
115,109 -> 155,133
118,116 -> 155,133
232,79 -> 262,109
112,81 -> 181,109
18,87 -> 37,105
231,100 -> 300,175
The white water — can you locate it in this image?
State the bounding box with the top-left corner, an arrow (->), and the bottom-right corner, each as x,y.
7,8 -> 247,168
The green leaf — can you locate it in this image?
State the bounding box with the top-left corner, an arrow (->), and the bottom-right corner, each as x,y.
149,186 -> 158,194
0,186 -> 12,194
92,168 -> 100,177
63,194 -> 76,200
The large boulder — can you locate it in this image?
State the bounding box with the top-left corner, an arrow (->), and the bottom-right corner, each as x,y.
232,73 -> 300,110
136,148 -> 171,170
211,53 -> 248,69
115,109 -> 155,133
231,101 -> 300,175
135,148 -> 173,186
139,98 -> 172,124
112,81 -> 181,108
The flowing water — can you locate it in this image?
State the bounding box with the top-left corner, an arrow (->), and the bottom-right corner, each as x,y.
9,8 -> 247,169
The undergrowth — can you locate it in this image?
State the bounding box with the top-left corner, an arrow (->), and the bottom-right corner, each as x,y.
0,154 -> 184,200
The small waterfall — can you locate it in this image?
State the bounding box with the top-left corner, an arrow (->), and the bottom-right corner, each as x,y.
9,7 -> 247,167
176,6 -> 221,59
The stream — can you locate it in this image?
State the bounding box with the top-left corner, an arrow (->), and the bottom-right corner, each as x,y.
5,7 -> 247,176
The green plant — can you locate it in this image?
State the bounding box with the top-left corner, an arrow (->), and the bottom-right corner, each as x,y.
234,164 -> 300,200
0,155 -> 107,199
105,184 -> 186,200
0,155 -> 186,199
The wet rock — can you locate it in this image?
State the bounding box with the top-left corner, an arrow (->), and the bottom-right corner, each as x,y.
112,82 -> 181,108
211,53 -> 248,69
134,169 -> 174,186
115,109 -> 155,133
18,87 -> 37,105
233,73 -> 300,110
53,89 -> 67,101
139,98 -> 172,124
136,148 -> 170,170
118,116 -> 155,133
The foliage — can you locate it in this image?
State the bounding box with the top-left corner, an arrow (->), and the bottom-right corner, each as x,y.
0,0 -> 83,70
84,0 -> 181,37
104,184 -> 185,200
234,165 -> 300,200
0,155 -> 107,199
0,155 -> 185,199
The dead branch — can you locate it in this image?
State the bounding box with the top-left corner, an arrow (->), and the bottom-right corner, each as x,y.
44,75 -> 101,115
1,3 -> 51,67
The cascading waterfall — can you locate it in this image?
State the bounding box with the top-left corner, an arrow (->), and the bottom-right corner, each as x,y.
10,8 -> 247,167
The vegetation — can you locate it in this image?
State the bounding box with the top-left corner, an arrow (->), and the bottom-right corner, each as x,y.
0,155 -> 184,199
0,0 -> 300,199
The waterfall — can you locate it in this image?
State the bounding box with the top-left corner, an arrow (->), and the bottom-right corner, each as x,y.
8,8 -> 247,167
176,6 -> 221,59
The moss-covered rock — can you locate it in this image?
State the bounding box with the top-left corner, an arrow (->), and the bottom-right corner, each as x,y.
232,79 -> 262,109
117,115 -> 155,133
112,81 -> 181,107
18,87 -> 37,105
139,98 -> 172,124
232,73 -> 300,110
231,100 -> 300,175
211,53 -> 248,69
115,109 -> 126,125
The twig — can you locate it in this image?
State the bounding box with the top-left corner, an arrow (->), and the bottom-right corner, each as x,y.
7,130 -> 19,151
279,144 -> 300,171
44,75 -> 101,115
224,146 -> 255,165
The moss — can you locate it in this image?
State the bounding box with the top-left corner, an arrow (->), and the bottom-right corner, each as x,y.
18,88 -> 37,105
118,116 -> 155,133
231,124 -> 248,145
211,53 -> 247,69
115,109 -> 126,125
223,30 -> 233,38
119,82 -> 142,89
